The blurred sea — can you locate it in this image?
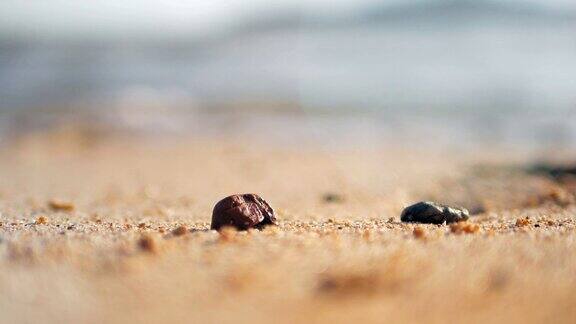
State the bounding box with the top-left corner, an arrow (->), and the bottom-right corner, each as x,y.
1,1 -> 576,148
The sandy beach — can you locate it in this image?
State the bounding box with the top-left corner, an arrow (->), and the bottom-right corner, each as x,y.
2,1 -> 576,322
0,130 -> 575,323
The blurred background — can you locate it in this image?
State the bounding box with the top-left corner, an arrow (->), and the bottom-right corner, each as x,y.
1,0 -> 575,148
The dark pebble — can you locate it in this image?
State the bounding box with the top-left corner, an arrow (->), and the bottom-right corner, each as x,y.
322,193 -> 344,203
401,201 -> 469,224
211,194 -> 276,231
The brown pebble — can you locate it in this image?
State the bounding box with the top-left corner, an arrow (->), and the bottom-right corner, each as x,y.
35,216 -> 47,225
450,222 -> 480,234
172,225 -> 188,236
412,226 -> 426,239
516,218 -> 530,227
138,235 -> 157,253
211,194 -> 276,231
463,223 -> 480,233
138,223 -> 146,229
48,199 -> 75,212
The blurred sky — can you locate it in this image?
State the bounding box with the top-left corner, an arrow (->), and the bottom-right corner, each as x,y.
1,0 -> 576,39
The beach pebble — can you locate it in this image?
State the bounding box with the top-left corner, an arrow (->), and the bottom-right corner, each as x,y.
401,201 -> 469,224
322,192 -> 344,203
138,235 -> 157,253
172,225 -> 188,236
48,199 -> 75,212
211,194 -> 276,231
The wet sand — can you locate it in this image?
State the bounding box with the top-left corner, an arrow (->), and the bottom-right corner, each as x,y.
0,132 -> 575,323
